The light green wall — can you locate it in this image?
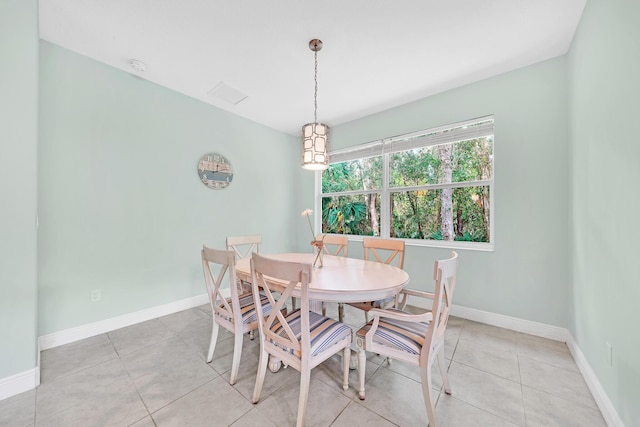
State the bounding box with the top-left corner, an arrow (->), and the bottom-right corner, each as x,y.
568,0 -> 640,424
327,58 -> 570,327
0,0 -> 39,378
38,42 -> 298,335
3,4 -> 636,421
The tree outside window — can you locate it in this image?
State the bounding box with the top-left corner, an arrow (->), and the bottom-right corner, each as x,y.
320,118 -> 494,249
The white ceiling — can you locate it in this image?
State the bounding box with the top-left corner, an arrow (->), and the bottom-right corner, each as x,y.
39,0 -> 586,136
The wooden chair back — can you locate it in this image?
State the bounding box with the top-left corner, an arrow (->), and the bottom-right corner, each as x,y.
363,237 -> 405,268
317,234 -> 348,257
201,246 -> 241,329
425,251 -> 459,355
226,234 -> 262,260
250,253 -> 313,361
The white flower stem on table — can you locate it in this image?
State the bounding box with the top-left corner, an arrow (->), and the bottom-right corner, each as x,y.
301,209 -> 326,267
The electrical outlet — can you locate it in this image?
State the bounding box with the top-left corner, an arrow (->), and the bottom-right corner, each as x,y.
91,289 -> 102,302
606,342 -> 613,367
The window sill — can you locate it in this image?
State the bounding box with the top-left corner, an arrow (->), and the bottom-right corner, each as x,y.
339,234 -> 494,252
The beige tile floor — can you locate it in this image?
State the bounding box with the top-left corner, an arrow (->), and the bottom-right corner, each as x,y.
0,303 -> 608,427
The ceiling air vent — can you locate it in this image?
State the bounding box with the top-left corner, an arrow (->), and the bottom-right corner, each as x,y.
207,82 -> 248,105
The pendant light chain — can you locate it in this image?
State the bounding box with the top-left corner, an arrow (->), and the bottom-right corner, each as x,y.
314,48 -> 318,124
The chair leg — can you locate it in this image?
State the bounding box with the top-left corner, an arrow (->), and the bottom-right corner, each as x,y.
296,369 -> 311,427
291,297 -> 297,311
252,349 -> 269,404
206,321 -> 219,363
357,346 -> 366,400
338,303 -> 344,322
229,333 -> 243,385
437,348 -> 451,395
342,346 -> 350,391
420,363 -> 437,427
322,302 -> 326,317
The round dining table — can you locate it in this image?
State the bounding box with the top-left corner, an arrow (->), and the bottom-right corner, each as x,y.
234,252 -> 410,371
234,252 -> 410,306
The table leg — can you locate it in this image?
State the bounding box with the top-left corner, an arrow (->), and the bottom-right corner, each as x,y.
309,299 -> 323,314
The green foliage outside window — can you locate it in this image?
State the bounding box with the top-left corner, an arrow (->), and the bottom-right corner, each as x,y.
321,130 -> 493,244
321,195 -> 376,235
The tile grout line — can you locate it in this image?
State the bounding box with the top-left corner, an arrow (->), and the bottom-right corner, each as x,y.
32,382 -> 38,427
517,353 -> 529,427
109,330 -> 156,426
517,349 -> 602,422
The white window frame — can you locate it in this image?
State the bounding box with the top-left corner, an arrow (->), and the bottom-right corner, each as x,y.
315,116 -> 495,251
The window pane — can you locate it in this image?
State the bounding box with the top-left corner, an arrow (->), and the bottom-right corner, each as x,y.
391,186 -> 490,242
322,156 -> 383,193
389,137 -> 493,187
321,194 -> 380,236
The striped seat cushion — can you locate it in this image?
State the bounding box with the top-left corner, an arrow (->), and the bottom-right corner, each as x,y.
269,310 -> 352,357
215,291 -> 273,325
356,312 -> 429,355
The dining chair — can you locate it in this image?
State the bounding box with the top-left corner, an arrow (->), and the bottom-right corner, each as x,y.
226,234 -> 262,322
341,237 -> 405,323
318,234 -> 348,257
201,245 -> 275,385
250,253 -> 352,427
317,234 -> 348,317
226,234 -> 262,259
355,251 -> 459,427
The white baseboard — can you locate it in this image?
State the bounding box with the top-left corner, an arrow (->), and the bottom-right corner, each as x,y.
0,368 -> 39,401
38,293 -> 209,351
566,335 -> 624,427
450,303 -> 569,342
407,298 -> 569,342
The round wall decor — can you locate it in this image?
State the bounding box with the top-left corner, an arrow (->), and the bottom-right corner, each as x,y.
197,152 -> 233,189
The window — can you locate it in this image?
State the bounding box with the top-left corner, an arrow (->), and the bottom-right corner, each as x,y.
319,117 -> 494,250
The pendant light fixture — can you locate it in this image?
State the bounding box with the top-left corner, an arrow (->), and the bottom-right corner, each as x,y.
301,39 -> 329,170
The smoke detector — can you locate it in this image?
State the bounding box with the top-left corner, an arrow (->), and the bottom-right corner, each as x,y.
128,59 -> 146,72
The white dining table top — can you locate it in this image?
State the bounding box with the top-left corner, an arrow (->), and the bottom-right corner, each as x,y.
234,252 -> 410,303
